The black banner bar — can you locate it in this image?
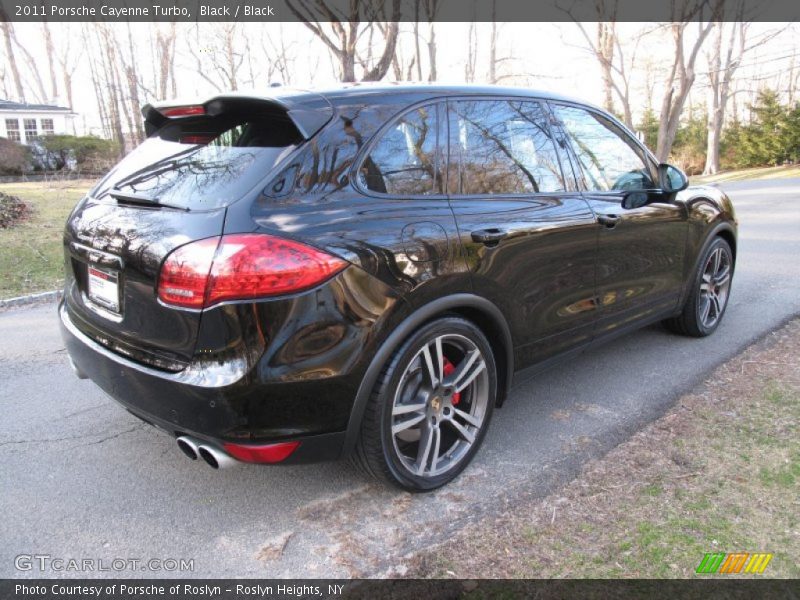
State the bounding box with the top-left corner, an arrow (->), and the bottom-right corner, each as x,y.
2,579 -> 799,600
1,0 -> 799,23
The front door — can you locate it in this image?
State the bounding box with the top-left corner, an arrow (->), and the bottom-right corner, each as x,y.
550,103 -> 689,336
445,98 -> 599,368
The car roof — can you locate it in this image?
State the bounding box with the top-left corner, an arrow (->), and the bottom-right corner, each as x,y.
273,82 -> 597,110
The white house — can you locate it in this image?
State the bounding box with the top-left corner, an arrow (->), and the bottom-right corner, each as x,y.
0,99 -> 78,144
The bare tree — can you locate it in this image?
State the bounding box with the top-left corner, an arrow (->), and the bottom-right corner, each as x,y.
122,24 -> 146,143
155,23 -> 178,100
389,23 -> 417,81
56,24 -> 83,111
703,10 -> 787,174
0,16 -> 25,102
465,22 -> 477,82
286,0 -> 401,82
655,0 -> 720,162
424,2 -> 439,80
261,24 -> 298,86
569,1 -> 618,114
186,23 -> 245,91
42,21 -> 59,103
487,1 -> 517,84
10,28 -> 49,103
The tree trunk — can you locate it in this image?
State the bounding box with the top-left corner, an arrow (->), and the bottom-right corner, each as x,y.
1,20 -> 26,102
427,21 -> 437,80
413,3 -> 422,81
489,1 -> 497,83
598,22 -> 615,113
42,22 -> 58,103
656,17 -> 715,162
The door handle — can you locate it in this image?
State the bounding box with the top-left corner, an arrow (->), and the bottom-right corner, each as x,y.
597,214 -> 621,228
471,228 -> 509,245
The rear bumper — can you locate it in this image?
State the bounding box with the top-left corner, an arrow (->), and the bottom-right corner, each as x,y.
59,302 -> 347,464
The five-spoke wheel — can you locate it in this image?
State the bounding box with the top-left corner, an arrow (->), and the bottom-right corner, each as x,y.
698,245 -> 732,329
665,236 -> 734,337
354,317 -> 496,491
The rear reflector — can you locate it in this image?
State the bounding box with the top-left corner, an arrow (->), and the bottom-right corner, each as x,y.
157,234 -> 347,309
159,105 -> 206,118
223,441 -> 300,463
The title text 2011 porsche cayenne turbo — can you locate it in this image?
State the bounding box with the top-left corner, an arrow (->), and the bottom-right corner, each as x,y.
60,85 -> 736,490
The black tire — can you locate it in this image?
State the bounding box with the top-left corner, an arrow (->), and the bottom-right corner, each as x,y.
665,236 -> 734,337
352,316 -> 497,491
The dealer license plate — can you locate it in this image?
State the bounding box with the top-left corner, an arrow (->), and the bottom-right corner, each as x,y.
87,265 -> 120,313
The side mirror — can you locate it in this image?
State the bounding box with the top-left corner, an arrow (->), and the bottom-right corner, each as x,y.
658,163 -> 689,193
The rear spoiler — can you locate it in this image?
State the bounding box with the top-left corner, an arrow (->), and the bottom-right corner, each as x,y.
141,91 -> 333,140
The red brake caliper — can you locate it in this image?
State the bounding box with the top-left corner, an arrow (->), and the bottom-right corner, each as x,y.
442,358 -> 461,405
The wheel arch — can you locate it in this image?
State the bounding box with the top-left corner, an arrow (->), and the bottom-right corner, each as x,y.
679,220 -> 737,310
341,293 -> 514,457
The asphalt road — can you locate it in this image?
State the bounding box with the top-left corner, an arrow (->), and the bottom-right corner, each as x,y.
2,178 -> 799,579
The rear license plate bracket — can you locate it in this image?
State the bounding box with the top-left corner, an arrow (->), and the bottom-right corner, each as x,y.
87,265 -> 121,313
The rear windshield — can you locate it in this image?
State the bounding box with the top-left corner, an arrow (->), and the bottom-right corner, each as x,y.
91,115 -> 302,210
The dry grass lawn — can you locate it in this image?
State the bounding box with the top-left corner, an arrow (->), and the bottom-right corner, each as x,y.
0,179 -> 93,299
408,319 -> 800,579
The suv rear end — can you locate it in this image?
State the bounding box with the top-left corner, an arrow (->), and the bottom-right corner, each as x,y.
60,91 -> 400,466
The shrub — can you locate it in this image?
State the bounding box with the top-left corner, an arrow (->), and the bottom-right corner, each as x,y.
36,135 -> 120,172
0,191 -> 30,228
0,137 -> 30,175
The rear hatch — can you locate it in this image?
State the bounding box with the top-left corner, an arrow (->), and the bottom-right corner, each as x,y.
63,94 -> 330,371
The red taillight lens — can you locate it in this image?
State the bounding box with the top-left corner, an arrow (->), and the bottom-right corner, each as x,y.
157,237 -> 219,309
157,234 -> 348,309
159,105 -> 206,118
223,441 -> 300,464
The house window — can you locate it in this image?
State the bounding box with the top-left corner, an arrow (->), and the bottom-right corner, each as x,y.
23,118 -> 37,140
41,118 -> 55,136
5,119 -> 20,142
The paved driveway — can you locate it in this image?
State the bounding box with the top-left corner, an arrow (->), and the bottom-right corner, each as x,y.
1,178 -> 799,578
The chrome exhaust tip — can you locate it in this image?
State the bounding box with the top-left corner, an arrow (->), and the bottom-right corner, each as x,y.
197,444 -> 238,470
68,357 -> 88,380
176,436 -> 200,460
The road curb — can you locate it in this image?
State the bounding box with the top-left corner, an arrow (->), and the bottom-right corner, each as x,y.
0,290 -> 62,310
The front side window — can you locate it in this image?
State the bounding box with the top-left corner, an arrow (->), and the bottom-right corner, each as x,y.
23,118 -> 37,140
552,104 -> 654,192
449,99 -> 566,195
5,118 -> 20,142
359,103 -> 442,195
41,118 -> 54,136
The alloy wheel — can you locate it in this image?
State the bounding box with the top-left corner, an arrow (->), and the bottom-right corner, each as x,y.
698,245 -> 732,329
390,334 -> 490,478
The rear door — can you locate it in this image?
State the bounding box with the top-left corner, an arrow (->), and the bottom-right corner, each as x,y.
550,103 -> 688,334
63,105 -> 306,371
445,97 -> 598,368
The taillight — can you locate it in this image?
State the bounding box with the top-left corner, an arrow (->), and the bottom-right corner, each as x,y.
157,234 -> 348,309
223,441 -> 300,464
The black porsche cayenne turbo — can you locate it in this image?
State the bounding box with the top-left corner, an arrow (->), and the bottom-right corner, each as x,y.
60,84 -> 737,490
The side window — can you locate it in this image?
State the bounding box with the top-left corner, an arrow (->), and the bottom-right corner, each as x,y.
360,103 -> 442,195
449,99 -> 565,195
552,104 -> 655,192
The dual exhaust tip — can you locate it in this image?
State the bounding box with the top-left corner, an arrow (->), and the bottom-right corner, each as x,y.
176,435 -> 238,470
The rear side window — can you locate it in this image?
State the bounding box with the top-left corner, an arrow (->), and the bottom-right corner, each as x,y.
359,103 -> 443,195
552,104 -> 655,192
92,115 -> 302,210
449,99 -> 566,195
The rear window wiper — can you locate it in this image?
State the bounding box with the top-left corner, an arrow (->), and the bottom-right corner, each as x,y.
109,188 -> 189,212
